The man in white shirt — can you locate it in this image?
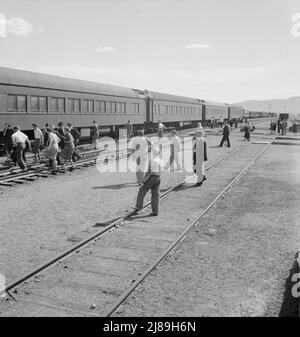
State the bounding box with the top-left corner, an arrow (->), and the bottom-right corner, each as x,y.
32,123 -> 44,161
133,146 -> 163,216
11,126 -> 32,171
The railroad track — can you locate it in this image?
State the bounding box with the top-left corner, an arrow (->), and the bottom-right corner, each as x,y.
0,127 -> 199,187
0,129 -> 274,316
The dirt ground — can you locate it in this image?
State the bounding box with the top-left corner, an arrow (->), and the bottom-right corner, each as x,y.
0,129 -> 246,283
114,142 -> 300,317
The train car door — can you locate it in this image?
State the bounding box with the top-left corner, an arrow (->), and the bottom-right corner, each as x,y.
202,104 -> 206,121
146,96 -> 153,124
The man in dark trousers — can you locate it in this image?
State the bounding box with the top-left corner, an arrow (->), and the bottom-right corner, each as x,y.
219,121 -> 231,148
92,121 -> 99,149
3,123 -> 13,157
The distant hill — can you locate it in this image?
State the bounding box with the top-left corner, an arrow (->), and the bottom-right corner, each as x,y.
236,96 -> 300,118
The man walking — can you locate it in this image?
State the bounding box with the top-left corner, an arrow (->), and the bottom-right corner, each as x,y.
67,123 -> 81,161
132,146 -> 162,216
11,126 -> 32,171
219,121 -> 231,148
126,120 -> 133,141
92,121 -> 99,149
3,123 -> 13,157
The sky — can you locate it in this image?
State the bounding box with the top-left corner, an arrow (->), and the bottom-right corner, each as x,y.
0,0 -> 300,103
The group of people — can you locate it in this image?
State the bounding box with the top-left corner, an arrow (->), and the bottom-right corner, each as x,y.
2,122 -> 82,173
270,119 -> 288,135
129,125 -> 208,217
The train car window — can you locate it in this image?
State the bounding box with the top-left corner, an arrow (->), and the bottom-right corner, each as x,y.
100,101 -> 106,113
88,100 -> 94,113
50,97 -> 58,112
157,105 -> 160,114
133,103 -> 139,114
31,96 -> 39,112
68,99 -> 80,113
107,101 -> 111,113
82,99 -> 88,113
30,96 -> 47,113
112,102 -> 116,113
17,95 -> 27,112
74,99 -> 80,113
107,101 -> 116,113
40,97 -> 47,112
117,102 -> 126,113
8,95 -> 17,111
95,101 -> 100,113
58,98 -> 65,113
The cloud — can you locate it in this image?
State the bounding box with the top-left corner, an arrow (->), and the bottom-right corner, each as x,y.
185,43 -> 211,49
95,46 -> 116,53
0,12 -> 35,37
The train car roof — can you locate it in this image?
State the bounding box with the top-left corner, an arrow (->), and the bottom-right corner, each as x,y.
148,90 -> 201,104
203,100 -> 228,108
0,67 -> 142,98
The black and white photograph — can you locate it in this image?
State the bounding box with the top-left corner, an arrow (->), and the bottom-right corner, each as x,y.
0,0 -> 300,321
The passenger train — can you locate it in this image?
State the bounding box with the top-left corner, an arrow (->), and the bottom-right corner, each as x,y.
0,67 -> 276,142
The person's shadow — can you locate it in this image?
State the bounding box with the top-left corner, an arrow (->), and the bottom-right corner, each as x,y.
92,182 -> 138,190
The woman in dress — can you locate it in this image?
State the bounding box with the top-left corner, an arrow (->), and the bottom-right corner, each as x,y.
193,130 -> 207,186
59,127 -> 75,170
44,126 -> 61,174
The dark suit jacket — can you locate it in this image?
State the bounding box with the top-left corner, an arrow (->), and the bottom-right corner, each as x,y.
223,125 -> 230,136
70,128 -> 80,142
3,128 -> 13,145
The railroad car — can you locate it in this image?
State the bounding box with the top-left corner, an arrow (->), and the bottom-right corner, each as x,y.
249,111 -> 261,118
202,101 -> 229,125
146,90 -> 203,130
0,67 -> 147,139
278,113 -> 289,120
228,104 -> 243,120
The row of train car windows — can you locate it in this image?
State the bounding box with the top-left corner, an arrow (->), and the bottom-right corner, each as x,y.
153,105 -> 201,114
7,95 -> 139,114
208,108 -> 228,115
